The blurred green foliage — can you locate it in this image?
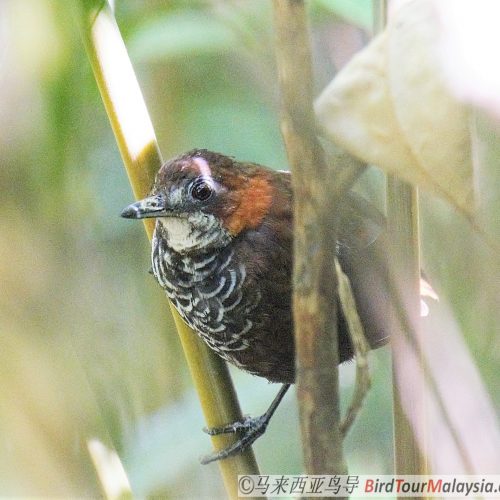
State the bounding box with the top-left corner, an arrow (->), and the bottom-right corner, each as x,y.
1,0 -> 498,497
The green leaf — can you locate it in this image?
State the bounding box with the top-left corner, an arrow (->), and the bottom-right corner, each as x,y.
315,0 -> 373,30
128,11 -> 239,62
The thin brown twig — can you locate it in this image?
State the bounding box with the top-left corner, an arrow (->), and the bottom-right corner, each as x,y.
335,259 -> 371,437
272,0 -> 348,475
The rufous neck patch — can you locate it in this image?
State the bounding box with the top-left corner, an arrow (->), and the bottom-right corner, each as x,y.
225,174 -> 273,235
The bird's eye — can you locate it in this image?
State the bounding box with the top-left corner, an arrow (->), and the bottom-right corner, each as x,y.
190,180 -> 213,201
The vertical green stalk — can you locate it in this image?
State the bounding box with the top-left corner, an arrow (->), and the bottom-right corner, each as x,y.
373,0 -> 429,487
386,181 -> 428,481
76,1 -> 259,496
372,0 -> 387,34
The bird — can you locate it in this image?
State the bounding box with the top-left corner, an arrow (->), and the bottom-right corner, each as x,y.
121,148 -> 394,464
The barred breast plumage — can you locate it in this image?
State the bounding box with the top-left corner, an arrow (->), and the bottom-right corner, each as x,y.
151,221 -> 274,374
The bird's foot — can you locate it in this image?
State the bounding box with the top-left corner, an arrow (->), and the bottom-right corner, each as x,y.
200,414 -> 269,465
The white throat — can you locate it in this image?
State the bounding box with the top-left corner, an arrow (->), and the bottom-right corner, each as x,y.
158,212 -> 230,253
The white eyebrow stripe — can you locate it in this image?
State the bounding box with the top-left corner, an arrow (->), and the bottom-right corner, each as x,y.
193,156 -> 212,179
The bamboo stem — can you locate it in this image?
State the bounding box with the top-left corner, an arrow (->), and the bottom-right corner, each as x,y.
386,181 -> 428,482
76,1 -> 259,496
272,0 -> 347,476
371,0 -> 428,488
372,0 -> 387,34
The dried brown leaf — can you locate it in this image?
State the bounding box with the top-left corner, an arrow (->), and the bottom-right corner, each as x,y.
315,0 -> 473,213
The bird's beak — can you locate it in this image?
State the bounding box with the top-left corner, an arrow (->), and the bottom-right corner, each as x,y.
120,194 -> 168,219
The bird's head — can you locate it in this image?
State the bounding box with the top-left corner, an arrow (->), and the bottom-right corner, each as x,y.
121,149 -> 275,253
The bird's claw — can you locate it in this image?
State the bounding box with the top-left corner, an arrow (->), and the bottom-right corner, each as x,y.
200,415 -> 268,465
202,415 -> 263,435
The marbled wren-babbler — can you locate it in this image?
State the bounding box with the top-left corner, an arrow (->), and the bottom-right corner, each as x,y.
121,149 -> 393,464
